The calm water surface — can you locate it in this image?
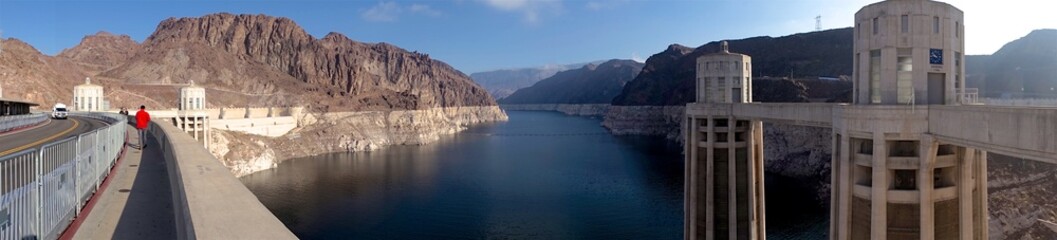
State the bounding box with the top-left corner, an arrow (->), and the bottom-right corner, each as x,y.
241,111 -> 826,239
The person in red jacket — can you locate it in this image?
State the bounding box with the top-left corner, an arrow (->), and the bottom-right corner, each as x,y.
135,105 -> 151,149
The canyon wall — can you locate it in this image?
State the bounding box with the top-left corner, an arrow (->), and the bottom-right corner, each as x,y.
208,106 -> 507,177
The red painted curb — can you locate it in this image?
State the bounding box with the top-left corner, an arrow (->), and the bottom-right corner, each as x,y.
57,134 -> 130,240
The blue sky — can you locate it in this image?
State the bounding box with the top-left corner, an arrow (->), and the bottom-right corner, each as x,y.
1,0 -> 1053,73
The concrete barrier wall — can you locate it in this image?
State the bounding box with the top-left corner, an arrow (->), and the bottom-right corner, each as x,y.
929,105 -> 1057,163
247,108 -> 271,118
148,120 -> 297,239
687,102 -> 842,128
212,117 -> 298,137
983,98 -> 1057,107
205,109 -> 222,119
204,107 -> 301,119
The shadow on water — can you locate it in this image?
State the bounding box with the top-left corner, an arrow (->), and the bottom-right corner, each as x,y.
764,174 -> 829,239
617,134 -> 829,239
241,111 -> 827,239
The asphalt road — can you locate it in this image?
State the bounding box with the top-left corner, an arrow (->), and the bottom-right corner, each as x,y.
0,116 -> 109,157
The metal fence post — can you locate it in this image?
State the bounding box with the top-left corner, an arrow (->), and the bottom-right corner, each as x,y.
75,135 -> 82,216
35,146 -> 44,238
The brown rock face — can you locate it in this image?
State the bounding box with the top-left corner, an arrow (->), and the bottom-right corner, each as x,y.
103,13 -> 495,111
0,38 -> 89,107
57,31 -> 140,74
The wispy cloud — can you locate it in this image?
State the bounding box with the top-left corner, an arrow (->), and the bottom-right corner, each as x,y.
362,2 -> 401,22
585,0 -> 629,11
361,2 -> 443,22
409,4 -> 442,17
480,0 -> 563,24
631,52 -> 645,63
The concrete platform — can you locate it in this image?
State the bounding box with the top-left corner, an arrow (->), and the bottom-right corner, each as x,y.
69,126 -> 176,239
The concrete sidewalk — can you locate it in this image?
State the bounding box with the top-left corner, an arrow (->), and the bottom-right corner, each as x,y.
70,125 -> 176,239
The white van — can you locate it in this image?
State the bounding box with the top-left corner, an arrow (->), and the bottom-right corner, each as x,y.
52,103 -> 68,119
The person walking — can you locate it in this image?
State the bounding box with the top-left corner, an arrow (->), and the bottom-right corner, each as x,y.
135,105 -> 151,148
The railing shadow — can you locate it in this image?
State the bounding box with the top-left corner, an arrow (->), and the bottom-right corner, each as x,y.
111,131 -> 177,238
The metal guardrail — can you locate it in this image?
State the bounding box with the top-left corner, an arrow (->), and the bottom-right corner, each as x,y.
0,112 -> 127,240
0,113 -> 48,133
957,88 -> 980,105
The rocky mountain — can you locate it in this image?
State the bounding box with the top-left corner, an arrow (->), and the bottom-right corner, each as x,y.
470,60 -> 604,99
1,13 -> 509,177
966,29 -> 1057,98
101,13 -> 495,111
499,59 -> 643,104
0,38 -> 89,107
57,31 -> 140,74
612,28 -> 853,106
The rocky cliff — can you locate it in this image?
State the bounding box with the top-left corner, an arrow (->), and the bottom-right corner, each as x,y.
103,13 -> 495,111
102,13 -> 509,176
208,106 -> 508,177
611,28 -> 853,106
57,31 -> 140,74
2,13 -> 507,177
0,38 -> 89,107
499,59 -> 643,104
988,154 -> 1057,240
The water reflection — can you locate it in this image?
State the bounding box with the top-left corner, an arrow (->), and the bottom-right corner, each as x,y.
242,111 -> 685,239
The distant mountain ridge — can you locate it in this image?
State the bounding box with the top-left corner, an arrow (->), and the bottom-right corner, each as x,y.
966,29 -> 1057,98
499,59 -> 644,104
612,28 -> 854,106
471,60 -> 606,99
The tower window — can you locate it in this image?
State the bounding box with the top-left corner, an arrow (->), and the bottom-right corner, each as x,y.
897,48 -> 913,104
901,15 -> 909,33
855,53 -> 860,103
857,23 -> 861,39
933,16 -> 940,34
955,21 -> 960,37
870,50 -> 881,103
872,17 -> 879,35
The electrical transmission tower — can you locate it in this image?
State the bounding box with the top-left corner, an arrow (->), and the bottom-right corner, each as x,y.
816,15 -> 822,31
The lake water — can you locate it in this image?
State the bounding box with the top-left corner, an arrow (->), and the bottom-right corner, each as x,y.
241,111 -> 827,239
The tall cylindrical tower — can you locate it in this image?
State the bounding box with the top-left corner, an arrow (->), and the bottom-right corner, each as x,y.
177,80 -> 210,147
852,0 -> 965,105
686,41 -> 766,240
180,80 -> 206,111
833,1 -> 988,240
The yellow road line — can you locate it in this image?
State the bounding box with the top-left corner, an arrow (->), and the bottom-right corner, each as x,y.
0,118 -> 81,156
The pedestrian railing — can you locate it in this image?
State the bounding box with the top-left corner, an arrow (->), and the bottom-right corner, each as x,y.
0,112 -> 127,240
0,113 -> 48,133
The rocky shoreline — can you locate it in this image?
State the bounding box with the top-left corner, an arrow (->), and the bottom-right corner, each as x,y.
208,106 -> 508,177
